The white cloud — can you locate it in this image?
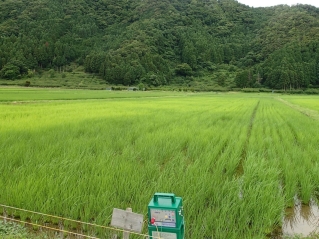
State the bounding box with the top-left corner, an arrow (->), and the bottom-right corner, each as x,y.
236,0 -> 319,8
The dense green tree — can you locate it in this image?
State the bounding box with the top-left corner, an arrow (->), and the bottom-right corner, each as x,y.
175,63 -> 193,76
235,70 -> 253,88
0,0 -> 319,88
0,64 -> 20,79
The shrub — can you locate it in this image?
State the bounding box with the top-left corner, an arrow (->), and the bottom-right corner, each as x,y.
305,89 -> 319,94
49,69 -> 55,78
27,69 -> 34,78
259,88 -> 272,93
0,64 -> 20,79
288,89 -> 304,94
175,63 -> 192,76
242,88 -> 260,93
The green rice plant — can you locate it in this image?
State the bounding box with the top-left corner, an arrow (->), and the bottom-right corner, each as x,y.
1,91 -> 319,238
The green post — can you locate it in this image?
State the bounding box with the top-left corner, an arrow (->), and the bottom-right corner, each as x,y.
148,193 -> 184,239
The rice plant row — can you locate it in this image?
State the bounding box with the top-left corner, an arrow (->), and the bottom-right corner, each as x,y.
1,90 -> 319,238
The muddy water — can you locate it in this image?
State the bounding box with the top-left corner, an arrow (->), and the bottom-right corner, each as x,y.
281,200 -> 319,238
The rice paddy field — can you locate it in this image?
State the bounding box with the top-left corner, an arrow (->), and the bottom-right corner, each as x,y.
1,88 -> 319,239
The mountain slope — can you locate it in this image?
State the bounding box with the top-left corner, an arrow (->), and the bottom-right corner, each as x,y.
1,0 -> 319,89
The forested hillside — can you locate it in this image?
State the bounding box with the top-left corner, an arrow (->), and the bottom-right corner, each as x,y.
1,0 -> 319,90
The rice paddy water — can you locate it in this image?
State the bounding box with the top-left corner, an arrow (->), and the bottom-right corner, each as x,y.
282,199 -> 319,237
1,88 -> 319,238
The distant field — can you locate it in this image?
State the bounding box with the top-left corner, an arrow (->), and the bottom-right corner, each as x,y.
280,95 -> 319,112
0,87 -> 187,101
1,89 -> 319,238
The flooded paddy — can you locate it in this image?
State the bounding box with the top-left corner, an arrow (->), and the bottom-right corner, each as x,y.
271,200 -> 319,238
283,200 -> 319,237
2,91 -> 319,238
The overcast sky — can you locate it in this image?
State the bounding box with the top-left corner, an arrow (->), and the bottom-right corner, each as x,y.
237,0 -> 319,8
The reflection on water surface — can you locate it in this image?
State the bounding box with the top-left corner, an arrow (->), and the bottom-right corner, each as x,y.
282,199 -> 319,237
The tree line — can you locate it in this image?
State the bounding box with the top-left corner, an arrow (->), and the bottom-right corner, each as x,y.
1,0 -> 319,89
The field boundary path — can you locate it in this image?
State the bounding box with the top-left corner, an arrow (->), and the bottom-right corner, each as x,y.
2,94 -> 192,105
236,100 -> 260,176
276,97 -> 319,121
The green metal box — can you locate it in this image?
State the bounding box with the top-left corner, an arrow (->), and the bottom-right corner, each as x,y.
148,193 -> 184,239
